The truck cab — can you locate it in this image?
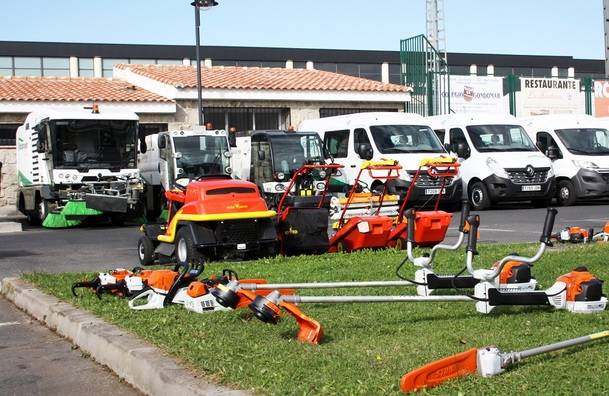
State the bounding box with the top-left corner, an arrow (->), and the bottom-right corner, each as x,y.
299,112 -> 462,208
16,107 -> 142,225
521,114 -> 609,206
428,114 -> 555,210
138,127 -> 232,219
231,130 -> 325,206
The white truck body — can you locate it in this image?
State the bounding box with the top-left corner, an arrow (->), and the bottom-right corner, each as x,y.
138,127 -> 231,215
427,113 -> 555,209
520,114 -> 609,205
16,107 -> 142,222
299,112 -> 463,206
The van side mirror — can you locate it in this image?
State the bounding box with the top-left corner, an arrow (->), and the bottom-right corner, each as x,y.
257,150 -> 265,161
157,135 -> 166,149
358,143 -> 373,160
456,143 -> 470,159
36,140 -> 46,153
547,145 -> 559,160
139,138 -> 147,154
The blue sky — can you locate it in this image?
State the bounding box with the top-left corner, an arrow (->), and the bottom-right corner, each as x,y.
0,0 -> 604,59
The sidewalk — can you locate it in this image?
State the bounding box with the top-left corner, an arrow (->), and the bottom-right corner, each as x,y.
0,205 -> 24,233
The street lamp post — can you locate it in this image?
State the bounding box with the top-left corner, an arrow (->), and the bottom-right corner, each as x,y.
191,0 -> 218,126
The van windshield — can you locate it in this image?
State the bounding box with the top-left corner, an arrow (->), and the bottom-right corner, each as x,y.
466,125 -> 537,152
369,125 -> 445,154
174,135 -> 230,179
555,128 -> 609,155
270,134 -> 324,174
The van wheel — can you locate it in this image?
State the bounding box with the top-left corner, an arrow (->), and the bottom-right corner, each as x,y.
137,236 -> 155,266
469,182 -> 491,210
557,180 -> 576,206
175,227 -> 201,266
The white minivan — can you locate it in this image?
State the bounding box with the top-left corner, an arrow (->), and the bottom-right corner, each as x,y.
299,112 -> 462,207
521,114 -> 609,206
427,114 -> 555,210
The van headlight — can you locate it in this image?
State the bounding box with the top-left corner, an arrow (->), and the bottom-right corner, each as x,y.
486,158 -> 509,178
546,166 -> 554,178
573,160 -> 599,170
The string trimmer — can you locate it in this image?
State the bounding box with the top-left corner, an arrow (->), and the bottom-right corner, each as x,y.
400,330 -> 609,392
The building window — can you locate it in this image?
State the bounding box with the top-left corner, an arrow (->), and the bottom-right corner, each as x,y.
78,58 -> 94,77
0,124 -> 20,146
494,67 -> 513,77
213,60 -> 238,66
319,108 -> 398,118
203,107 -> 288,132
102,58 -> 128,77
130,59 -> 157,65
389,63 -> 401,84
0,57 -> 12,76
316,63 -> 338,73
14,57 -> 42,76
293,61 -> 306,69
448,65 -> 469,75
359,63 -> 382,81
156,59 -> 183,65
42,57 -> 69,77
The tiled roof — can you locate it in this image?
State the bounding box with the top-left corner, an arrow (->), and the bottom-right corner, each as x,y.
115,64 -> 409,92
0,77 -> 171,102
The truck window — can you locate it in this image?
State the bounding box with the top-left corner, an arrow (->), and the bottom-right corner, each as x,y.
434,129 -> 446,142
323,130 -> 349,158
353,128 -> 372,157
449,128 -> 469,152
535,131 -> 562,158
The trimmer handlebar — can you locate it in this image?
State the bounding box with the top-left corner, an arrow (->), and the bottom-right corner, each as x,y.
540,208 -> 558,245
405,209 -> 416,243
458,200 -> 471,233
466,215 -> 480,255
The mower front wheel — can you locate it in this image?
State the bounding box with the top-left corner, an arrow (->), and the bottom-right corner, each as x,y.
137,236 -> 155,266
175,227 -> 202,266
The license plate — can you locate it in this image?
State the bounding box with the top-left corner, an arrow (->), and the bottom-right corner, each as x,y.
521,185 -> 541,192
237,243 -> 246,250
425,188 -> 445,195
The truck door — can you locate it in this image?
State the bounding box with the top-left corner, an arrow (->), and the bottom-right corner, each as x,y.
323,129 -> 351,191
158,134 -> 173,191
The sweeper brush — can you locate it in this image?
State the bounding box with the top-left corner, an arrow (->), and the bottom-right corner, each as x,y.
43,200 -> 103,228
400,330 -> 609,392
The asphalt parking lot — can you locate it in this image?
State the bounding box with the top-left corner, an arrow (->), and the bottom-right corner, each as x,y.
0,202 -> 607,279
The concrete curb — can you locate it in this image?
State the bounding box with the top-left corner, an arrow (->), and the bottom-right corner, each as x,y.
1,277 -> 248,396
0,221 -> 22,233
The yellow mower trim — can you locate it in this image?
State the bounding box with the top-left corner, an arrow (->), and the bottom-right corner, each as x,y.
419,156 -> 457,166
361,159 -> 399,169
158,210 -> 276,243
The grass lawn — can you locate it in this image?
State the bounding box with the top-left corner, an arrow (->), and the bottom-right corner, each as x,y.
24,242 -> 609,395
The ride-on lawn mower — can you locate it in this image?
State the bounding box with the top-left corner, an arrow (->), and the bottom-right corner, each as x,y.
328,160 -> 403,253
137,176 -> 278,266
213,208 -> 606,344
386,157 -> 460,250
275,163 -> 344,255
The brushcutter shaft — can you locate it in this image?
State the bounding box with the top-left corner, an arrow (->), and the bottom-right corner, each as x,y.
240,280 -> 415,290
281,295 -> 472,303
516,330 -> 609,360
405,209 -> 416,243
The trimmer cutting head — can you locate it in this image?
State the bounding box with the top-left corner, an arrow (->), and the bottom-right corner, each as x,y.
249,293 -> 282,324
211,282 -> 240,309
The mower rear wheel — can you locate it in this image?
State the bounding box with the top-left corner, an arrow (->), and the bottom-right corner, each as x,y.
393,237 -> 406,250
336,241 -> 347,253
137,236 -> 155,266
175,227 -> 201,266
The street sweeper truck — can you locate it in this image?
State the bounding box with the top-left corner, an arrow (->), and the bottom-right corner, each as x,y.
16,106 -> 144,228
137,127 -> 232,220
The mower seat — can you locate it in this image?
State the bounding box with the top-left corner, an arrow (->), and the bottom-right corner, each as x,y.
284,195 -> 332,209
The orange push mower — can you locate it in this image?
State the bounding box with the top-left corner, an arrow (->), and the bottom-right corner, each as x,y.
328,160 -> 402,253
274,163 -> 344,255
211,209 -> 606,344
386,156 -> 459,250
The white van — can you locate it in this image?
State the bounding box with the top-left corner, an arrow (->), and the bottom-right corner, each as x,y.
299,112 -> 462,207
520,114 -> 609,206
427,114 -> 555,210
